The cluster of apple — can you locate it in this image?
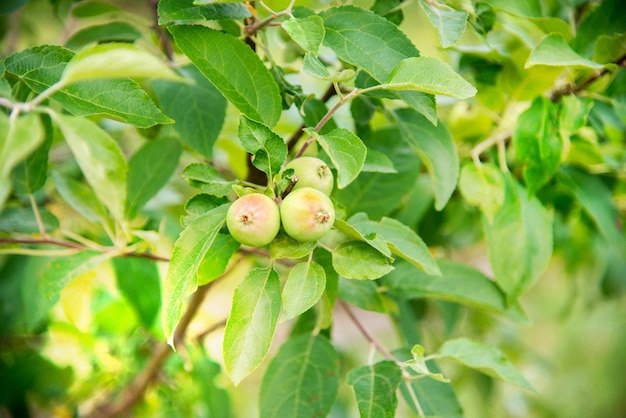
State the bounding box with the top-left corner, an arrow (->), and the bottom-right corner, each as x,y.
226,157 -> 336,246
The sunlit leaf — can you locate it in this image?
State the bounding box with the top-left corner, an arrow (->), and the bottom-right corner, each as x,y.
162,204 -> 229,346
169,25 -> 281,127
282,15 -> 325,54
52,113 -> 127,222
311,128 -> 367,189
224,266 -> 281,385
332,241 -> 394,280
526,34 -> 604,69
420,1 -> 468,48
437,337 -> 534,390
281,261 -> 326,322
387,57 -> 476,99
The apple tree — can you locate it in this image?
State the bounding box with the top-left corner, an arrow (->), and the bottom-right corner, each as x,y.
1,0 -> 625,417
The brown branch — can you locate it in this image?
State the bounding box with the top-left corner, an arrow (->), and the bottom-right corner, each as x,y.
550,53 -> 626,102
84,281 -> 216,418
339,301 -> 397,362
286,84 -> 338,152
147,0 -> 174,62
0,237 -> 170,262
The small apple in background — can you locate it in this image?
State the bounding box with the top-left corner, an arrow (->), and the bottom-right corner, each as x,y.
280,187 -> 335,242
285,156 -> 334,196
226,193 -> 280,247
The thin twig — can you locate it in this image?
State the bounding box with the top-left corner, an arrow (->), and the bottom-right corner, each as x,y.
340,301 -> 426,416
550,53 -> 626,102
339,301 -> 397,362
29,194 -> 48,238
0,237 -> 169,262
147,0 -> 174,62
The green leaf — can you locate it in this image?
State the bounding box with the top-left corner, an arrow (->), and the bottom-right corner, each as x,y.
526,34 -> 604,69
162,204 -> 229,346
395,348 -> 464,418
311,128 -> 367,189
238,116 -> 287,180
169,25 -> 281,127
437,337 -> 534,390
112,257 -> 161,328
559,167 -> 624,247
336,127 -> 421,219
420,1 -> 468,48
459,163 -> 505,223
61,43 -> 181,83
282,15 -> 325,55
152,65 -> 227,159
347,360 -> 403,418
321,5 -> 436,123
370,0 -> 404,25
182,163 -> 235,197
484,176 -> 552,301
349,214 -> 441,276
382,260 -> 529,323
404,345 -> 448,382
0,206 -> 59,233
158,0 -> 251,24
302,53 -> 330,79
223,266 -> 281,385
60,79 -> 173,128
362,150 -> 396,173
281,261 -> 326,322
71,1 -> 120,17
10,115 -> 54,194
0,113 -> 45,209
65,22 -> 142,51
40,251 -> 114,299
126,136 -> 182,219
259,334 -> 339,418
573,0 -> 626,57
320,5 -> 419,84
4,45 -> 172,128
338,278 -> 386,313
51,113 -> 127,222
394,108 -> 459,210
51,170 -> 108,223
270,232 -> 317,260
386,57 -> 476,99
334,217 -> 392,258
197,234 -> 240,286
513,97 -> 562,195
332,241 -> 394,280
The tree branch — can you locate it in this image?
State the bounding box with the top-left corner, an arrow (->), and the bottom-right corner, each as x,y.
0,237 -> 170,262
147,0 -> 174,62
550,53 -> 626,102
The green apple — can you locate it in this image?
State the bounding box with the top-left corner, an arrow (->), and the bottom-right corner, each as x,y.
226,193 -> 280,247
285,156 -> 334,196
280,187 -> 335,242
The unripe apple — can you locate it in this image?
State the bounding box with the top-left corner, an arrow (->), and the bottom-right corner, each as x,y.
280,187 -> 335,242
226,193 -> 280,247
285,157 -> 334,196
